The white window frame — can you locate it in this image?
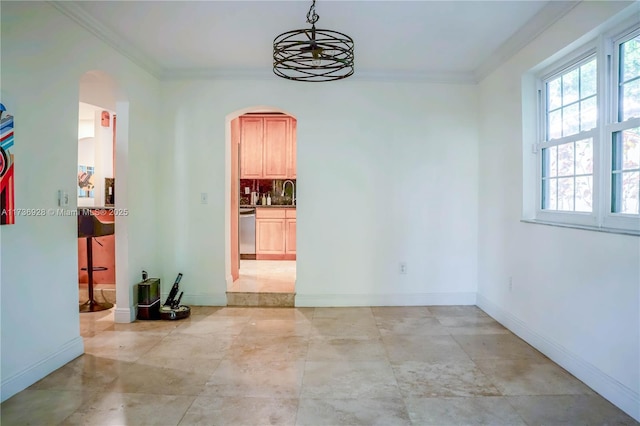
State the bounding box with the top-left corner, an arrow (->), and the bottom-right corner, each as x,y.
602,25 -> 640,232
533,20 -> 640,234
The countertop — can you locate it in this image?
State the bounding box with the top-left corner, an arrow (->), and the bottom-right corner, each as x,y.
240,204 -> 296,209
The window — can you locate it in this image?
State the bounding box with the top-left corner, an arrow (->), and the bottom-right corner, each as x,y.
542,57 -> 596,213
535,23 -> 640,233
611,35 -> 640,216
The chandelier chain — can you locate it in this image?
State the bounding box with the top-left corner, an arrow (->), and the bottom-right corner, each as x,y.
306,0 -> 319,25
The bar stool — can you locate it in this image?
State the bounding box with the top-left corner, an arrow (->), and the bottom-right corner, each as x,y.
78,210 -> 114,312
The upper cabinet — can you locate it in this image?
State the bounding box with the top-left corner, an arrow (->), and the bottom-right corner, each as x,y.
240,115 -> 296,179
240,116 -> 264,179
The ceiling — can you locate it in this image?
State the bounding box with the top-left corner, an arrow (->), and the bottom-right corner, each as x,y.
54,0 -> 580,83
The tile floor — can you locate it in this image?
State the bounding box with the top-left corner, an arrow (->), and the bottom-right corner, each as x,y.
1,306 -> 637,425
228,260 -> 296,293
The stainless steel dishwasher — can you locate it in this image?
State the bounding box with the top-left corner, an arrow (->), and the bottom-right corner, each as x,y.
239,208 -> 256,257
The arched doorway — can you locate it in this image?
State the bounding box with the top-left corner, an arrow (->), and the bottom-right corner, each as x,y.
225,106 -> 297,307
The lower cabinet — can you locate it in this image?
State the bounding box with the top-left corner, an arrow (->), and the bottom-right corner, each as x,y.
256,208 -> 296,260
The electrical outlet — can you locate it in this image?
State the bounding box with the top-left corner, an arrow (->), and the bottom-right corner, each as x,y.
399,262 -> 407,274
508,276 -> 513,291
200,192 -> 208,204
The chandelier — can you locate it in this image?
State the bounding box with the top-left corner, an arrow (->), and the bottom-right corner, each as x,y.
273,0 -> 354,82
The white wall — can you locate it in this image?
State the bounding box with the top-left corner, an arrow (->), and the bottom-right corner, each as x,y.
0,2 -> 161,401
477,1 -> 640,420
158,79 -> 479,307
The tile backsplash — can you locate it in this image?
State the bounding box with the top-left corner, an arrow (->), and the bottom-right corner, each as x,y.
240,179 -> 296,206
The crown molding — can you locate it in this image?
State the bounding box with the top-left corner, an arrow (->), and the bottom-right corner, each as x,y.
50,0 -> 578,86
49,1 -> 162,78
160,67 -> 477,84
474,1 -> 581,83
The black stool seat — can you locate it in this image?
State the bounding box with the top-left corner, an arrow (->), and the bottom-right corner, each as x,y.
78,210 -> 115,313
78,212 -> 114,238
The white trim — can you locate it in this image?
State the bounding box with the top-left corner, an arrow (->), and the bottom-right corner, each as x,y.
477,294 -> 640,422
160,67 -> 477,84
295,292 -> 477,308
534,210 -> 598,227
0,337 -> 84,403
521,218 -> 639,237
114,306 -> 135,323
50,1 -> 161,78
51,0 -> 570,86
475,1 -> 581,82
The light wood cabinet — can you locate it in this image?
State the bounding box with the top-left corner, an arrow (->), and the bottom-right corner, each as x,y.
256,208 -> 296,260
285,219 -> 296,255
240,116 -> 264,179
240,115 -> 296,179
263,117 -> 289,179
288,119 -> 297,179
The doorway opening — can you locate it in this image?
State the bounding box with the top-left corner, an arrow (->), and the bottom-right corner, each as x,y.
77,70 -> 132,329
77,102 -> 116,312
225,107 -> 297,307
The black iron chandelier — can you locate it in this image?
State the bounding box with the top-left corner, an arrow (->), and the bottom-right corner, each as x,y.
273,0 -> 354,82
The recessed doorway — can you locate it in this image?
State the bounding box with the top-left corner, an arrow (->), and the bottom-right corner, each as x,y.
226,108 -> 297,307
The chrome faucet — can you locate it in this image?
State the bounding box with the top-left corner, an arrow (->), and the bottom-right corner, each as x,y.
281,180 -> 296,205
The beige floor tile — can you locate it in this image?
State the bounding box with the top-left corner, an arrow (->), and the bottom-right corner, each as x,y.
437,315 -> 510,335
107,319 -> 182,334
241,318 -> 312,337
104,360 -> 214,396
135,356 -> 221,375
301,361 -> 402,399
178,396 -> 298,426
313,307 -> 374,319
79,310 -> 115,337
405,396 -> 527,425
172,315 -> 250,336
202,359 -> 305,398
3,305 -> 636,425
208,307 -> 255,317
248,307 -> 315,321
372,306 -> 434,318
507,395 -> 639,425
429,305 -> 490,318
148,333 -> 234,360
392,361 -> 501,398
452,333 -> 548,360
0,389 -> 96,425
382,334 -> 472,363
475,358 -> 596,396
60,392 -> 195,426
307,336 -> 388,361
375,316 -> 450,336
296,398 -> 411,426
226,334 -> 309,362
187,306 -> 224,316
310,317 -> 380,338
82,331 -> 162,362
29,354 -> 125,392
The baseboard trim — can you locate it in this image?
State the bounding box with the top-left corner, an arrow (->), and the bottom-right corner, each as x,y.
0,336 -> 84,403
476,293 -> 640,422
114,306 -> 135,323
295,292 -> 477,307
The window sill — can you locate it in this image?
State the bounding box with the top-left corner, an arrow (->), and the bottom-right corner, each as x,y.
521,219 -> 640,237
